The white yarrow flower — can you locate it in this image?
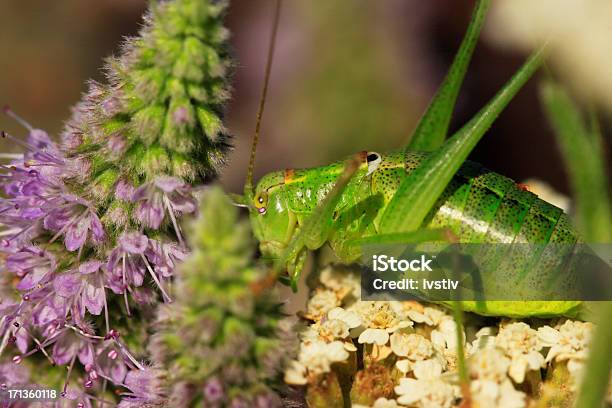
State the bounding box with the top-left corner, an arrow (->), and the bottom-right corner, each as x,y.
394,376 -> 458,408
319,265 -> 361,299
353,397 -> 402,408
306,289 -> 341,321
284,339 -> 350,385
495,322 -> 545,383
469,348 -> 511,383
390,332 -> 434,360
328,307 -> 362,330
538,320 -> 593,364
354,302 -> 413,345
471,379 -> 527,408
284,360 -> 308,385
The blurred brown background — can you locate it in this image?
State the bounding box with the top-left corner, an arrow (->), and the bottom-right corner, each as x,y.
1,0 -> 610,196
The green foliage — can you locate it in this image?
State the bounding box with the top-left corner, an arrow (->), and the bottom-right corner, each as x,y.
576,302 -> 612,408
381,48 -> 545,234
540,80 -> 612,243
540,80 -> 612,408
150,187 -> 295,407
407,0 -> 491,152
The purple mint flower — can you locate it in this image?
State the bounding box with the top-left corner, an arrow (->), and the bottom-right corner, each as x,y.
0,315 -> 29,354
107,231 -> 172,306
5,246 -> 56,291
60,386 -> 94,408
53,261 -> 107,319
95,343 -> 128,384
51,329 -> 95,367
1,105 -> 193,398
108,134 -> 127,156
115,180 -> 136,201
101,96 -> 122,117
31,291 -> 66,326
1,128 -> 106,254
203,377 -> 224,403
133,176 -> 196,234
107,232 -> 148,293
145,239 -> 188,278
118,368 -> 166,407
0,362 -> 29,386
43,194 -> 105,252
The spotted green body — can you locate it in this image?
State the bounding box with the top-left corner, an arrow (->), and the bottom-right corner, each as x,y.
250,150 -> 582,317
253,150 -> 578,251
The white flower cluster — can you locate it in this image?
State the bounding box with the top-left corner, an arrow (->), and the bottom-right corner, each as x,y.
537,319 -> 610,399
285,266 -> 603,407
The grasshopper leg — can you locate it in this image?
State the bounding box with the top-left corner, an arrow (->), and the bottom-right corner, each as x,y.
275,155 -> 362,289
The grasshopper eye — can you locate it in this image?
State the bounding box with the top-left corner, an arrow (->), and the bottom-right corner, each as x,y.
366,151 -> 381,176
254,191 -> 268,214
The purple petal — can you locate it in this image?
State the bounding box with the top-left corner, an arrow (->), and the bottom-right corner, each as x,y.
124,369 -> 153,393
203,377 -> 224,402
136,202 -> 164,229
169,195 -> 196,213
60,194 -> 89,206
115,180 -> 135,201
107,248 -> 120,270
131,287 -> 156,304
52,334 -> 77,365
73,296 -> 87,324
6,251 -> 40,274
22,180 -> 44,197
108,135 -> 126,156
131,185 -> 148,202
108,359 -> 128,383
172,106 -> 190,125
89,214 -> 105,244
118,232 -> 149,254
16,264 -> 49,290
79,261 -> 102,275
154,176 -> 183,193
15,329 -> 29,354
20,206 -> 45,219
43,208 -> 71,231
54,273 -> 81,297
28,129 -> 52,149
78,343 -> 94,367
83,282 -> 104,315
4,182 -> 21,197
33,304 -> 59,325
131,265 -> 145,287
0,362 -> 30,385
65,220 -> 88,251
107,275 -> 125,294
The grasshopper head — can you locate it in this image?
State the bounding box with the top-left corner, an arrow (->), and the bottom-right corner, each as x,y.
248,170 -> 292,260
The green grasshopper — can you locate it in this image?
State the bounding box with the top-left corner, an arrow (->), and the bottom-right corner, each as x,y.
239,0 -> 583,318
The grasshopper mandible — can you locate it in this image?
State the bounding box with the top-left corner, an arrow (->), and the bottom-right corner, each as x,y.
239,0 -> 583,318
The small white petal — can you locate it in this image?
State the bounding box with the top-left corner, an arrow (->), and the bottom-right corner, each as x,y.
328,307 -> 362,329
284,361 -> 307,385
395,359 -> 411,374
413,359 -> 443,380
358,328 -> 389,345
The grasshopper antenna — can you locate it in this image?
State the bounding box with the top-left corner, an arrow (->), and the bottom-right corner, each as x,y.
244,0 -> 282,198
